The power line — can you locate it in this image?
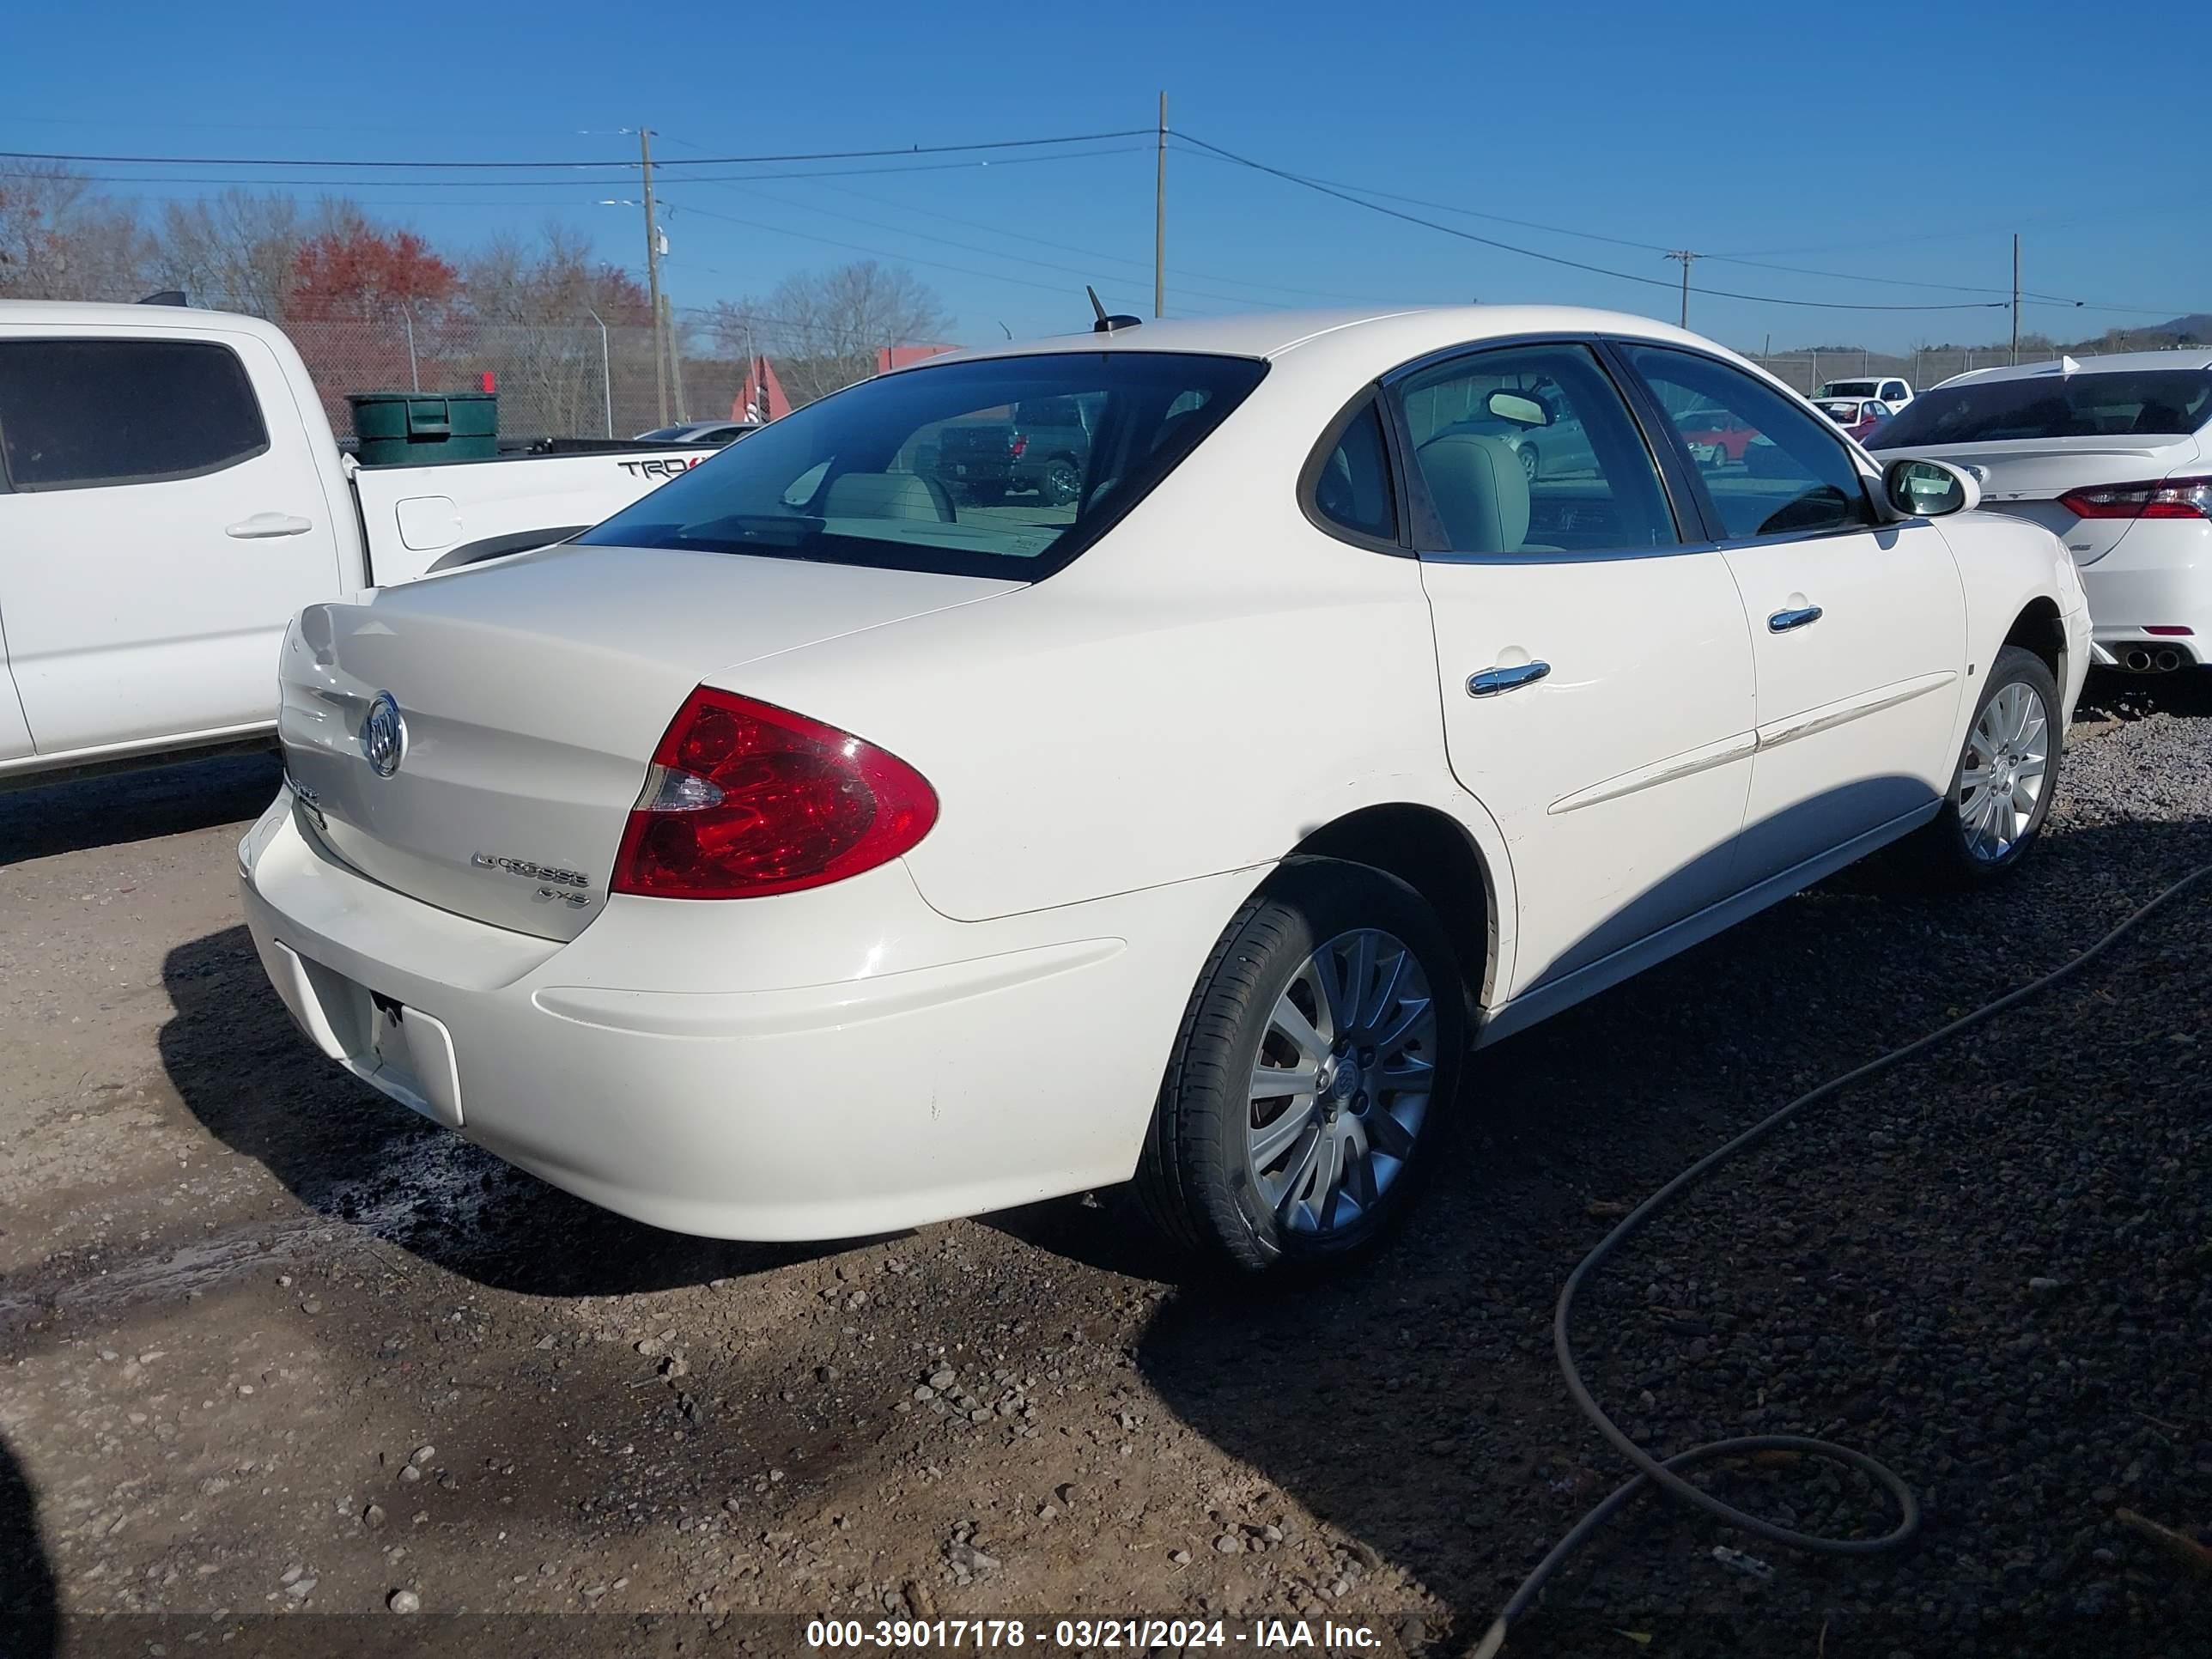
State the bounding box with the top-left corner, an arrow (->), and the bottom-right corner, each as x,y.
1167,139 -> 1675,257
0,130 -> 1153,172
659,198 -> 1139,307
665,180 -> 1376,314
1170,134 -> 2194,319
797,175 -> 1414,307
656,129 -> 1413,307
0,148 -> 1151,191
1175,134 -> 2005,314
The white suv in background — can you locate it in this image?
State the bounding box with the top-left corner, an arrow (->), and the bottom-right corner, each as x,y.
1814,375 -> 1913,410
1870,352 -> 2212,672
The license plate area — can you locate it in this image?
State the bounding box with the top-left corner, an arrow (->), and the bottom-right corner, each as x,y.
267,940 -> 465,1129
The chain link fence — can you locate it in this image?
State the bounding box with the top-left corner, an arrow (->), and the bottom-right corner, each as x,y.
228,309 -> 2077,441
284,315 -> 805,441
1743,347 -> 2060,396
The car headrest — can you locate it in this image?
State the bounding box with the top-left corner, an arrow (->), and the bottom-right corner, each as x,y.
823,471 -> 955,523
1415,432 -> 1528,553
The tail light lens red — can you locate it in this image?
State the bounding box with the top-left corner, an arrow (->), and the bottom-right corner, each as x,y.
2058,477 -> 2212,520
1007,432 -> 1029,459
611,687 -> 937,900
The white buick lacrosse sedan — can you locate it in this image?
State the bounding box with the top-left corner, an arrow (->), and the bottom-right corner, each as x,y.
240,306 -> 2089,1271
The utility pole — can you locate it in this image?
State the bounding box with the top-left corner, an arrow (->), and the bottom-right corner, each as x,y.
662,293 -> 689,422
1664,250 -> 1700,330
2009,233 -> 2021,367
1153,92 -> 1168,319
641,126 -> 669,428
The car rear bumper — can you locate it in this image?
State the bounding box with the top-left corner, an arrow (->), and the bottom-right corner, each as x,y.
2078,521 -> 2212,665
238,796 -> 1253,1240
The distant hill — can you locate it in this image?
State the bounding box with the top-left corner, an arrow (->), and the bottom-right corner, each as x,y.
2148,314 -> 2211,341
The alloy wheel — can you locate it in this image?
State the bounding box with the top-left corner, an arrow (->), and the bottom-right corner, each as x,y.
1958,680 -> 2051,862
1245,928 -> 1438,1237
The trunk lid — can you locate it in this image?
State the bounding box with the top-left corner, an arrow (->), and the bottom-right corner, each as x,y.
1869,434 -> 2203,564
278,543 -> 1018,940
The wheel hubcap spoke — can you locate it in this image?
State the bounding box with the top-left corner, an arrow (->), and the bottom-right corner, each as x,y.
1956,678 -> 2051,863
1246,927 -> 1440,1236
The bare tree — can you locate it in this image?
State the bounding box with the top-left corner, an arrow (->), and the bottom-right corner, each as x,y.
710,261 -> 952,407
0,163 -> 149,301
447,226 -> 660,434
149,190 -> 315,318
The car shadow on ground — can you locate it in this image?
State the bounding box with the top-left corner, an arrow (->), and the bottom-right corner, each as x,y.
0,751 -> 280,866
0,1431 -> 58,1659
2075,665 -> 2212,722
158,927 -> 873,1297
1115,811 -> 2212,1650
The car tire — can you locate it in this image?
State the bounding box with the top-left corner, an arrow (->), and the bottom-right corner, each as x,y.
1517,442 -> 1540,484
1903,644 -> 2063,884
1042,456 -> 1082,507
1135,858 -> 1467,1273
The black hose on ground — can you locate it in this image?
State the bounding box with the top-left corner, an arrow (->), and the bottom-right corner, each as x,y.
1470,862 -> 2212,1659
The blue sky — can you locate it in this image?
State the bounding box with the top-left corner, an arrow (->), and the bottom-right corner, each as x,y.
3,0 -> 2194,352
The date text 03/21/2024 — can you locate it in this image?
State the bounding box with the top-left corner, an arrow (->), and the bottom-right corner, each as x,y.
805,1619 -> 1386,1649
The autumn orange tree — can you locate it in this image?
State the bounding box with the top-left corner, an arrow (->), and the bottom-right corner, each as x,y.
288,216 -> 459,323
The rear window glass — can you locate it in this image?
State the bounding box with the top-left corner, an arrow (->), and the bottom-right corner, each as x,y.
1816,381 -> 1879,399
1875,368 -> 2212,447
578,352 -> 1267,580
0,337 -> 270,491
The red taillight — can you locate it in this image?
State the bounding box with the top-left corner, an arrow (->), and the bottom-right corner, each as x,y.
2146,625 -> 2195,636
611,688 -> 937,900
1007,431 -> 1029,459
2057,476 -> 2212,520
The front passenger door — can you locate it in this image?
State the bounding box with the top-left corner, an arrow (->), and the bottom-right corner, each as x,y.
1397,342 -> 1759,999
1620,346 -> 1966,888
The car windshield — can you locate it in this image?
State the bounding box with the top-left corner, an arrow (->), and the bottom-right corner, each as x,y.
1875,368 -> 2212,447
579,351 -> 1266,580
1816,401 -> 1860,422
636,424 -> 692,441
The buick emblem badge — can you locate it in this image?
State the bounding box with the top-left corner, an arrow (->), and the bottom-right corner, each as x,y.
361,690 -> 407,779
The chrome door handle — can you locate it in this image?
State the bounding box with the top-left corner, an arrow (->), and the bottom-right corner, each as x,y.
1468,660 -> 1551,697
1768,605 -> 1824,633
226,512 -> 314,539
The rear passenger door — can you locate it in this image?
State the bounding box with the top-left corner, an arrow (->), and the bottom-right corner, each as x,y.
1396,341 -> 1759,998
0,330 -> 341,756
1619,345 -> 1966,887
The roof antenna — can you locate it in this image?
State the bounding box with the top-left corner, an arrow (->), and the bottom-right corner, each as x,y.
1086,284 -> 1143,335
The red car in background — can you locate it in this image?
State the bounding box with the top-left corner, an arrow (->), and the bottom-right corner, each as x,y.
1813,397 -> 1894,444
1680,408 -> 1759,468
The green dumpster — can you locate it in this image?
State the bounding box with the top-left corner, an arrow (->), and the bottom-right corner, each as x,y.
347,390 -> 498,465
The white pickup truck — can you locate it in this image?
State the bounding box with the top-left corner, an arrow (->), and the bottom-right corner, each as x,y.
0,300 -> 713,789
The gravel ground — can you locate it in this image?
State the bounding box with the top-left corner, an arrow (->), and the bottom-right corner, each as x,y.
2,676 -> 2209,1658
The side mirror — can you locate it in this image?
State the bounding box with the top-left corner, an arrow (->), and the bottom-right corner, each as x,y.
1883,456 -> 1979,519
